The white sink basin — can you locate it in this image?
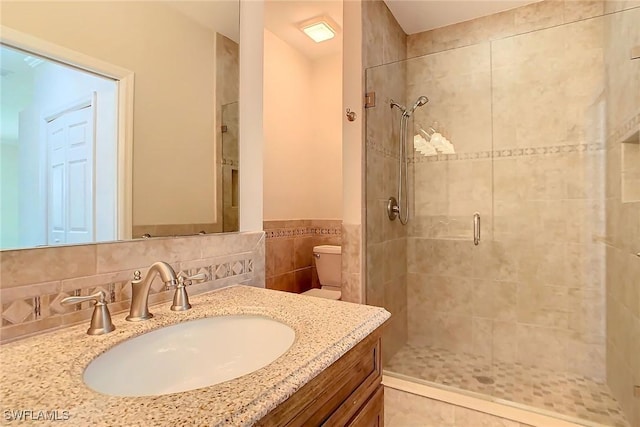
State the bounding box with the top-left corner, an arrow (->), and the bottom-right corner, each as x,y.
83,315 -> 295,397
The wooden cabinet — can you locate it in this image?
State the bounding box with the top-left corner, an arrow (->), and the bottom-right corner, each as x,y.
257,326 -> 384,427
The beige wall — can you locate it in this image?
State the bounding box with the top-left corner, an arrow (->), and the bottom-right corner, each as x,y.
311,53 -> 343,219
263,30 -> 342,221
1,2 -> 221,228
238,0 -> 265,232
604,6 -> 640,427
341,0 -> 365,306
342,0 -> 364,226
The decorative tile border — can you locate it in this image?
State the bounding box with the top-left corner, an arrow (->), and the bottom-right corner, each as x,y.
367,140 -> 606,163
264,223 -> 342,240
0,252 -> 255,341
366,139 -> 398,159
411,142 -> 606,163
221,157 -> 238,166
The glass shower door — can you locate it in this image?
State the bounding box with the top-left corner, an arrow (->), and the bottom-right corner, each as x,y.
365,40 -> 495,369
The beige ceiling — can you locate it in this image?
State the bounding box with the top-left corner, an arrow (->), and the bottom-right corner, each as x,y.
384,0 -> 541,35
264,0 -> 343,61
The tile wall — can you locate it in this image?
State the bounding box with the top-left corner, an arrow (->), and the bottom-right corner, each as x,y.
362,0 -> 409,363
217,33 -> 240,233
341,223 -> 363,303
603,5 -> 640,426
264,220 -> 341,294
0,232 -> 265,343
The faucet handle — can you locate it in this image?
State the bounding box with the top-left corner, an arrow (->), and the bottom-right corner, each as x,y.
170,273 -> 206,312
177,273 -> 207,286
61,291 -> 116,335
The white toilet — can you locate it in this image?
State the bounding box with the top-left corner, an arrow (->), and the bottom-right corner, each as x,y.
302,245 -> 342,300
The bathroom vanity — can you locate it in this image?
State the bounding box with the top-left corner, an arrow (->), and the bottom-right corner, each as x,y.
258,325 -> 383,426
0,286 -> 389,426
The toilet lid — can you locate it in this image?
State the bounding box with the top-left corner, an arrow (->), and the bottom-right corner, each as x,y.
302,288 -> 342,300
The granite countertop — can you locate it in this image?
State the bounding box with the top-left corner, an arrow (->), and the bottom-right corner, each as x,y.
0,285 -> 390,426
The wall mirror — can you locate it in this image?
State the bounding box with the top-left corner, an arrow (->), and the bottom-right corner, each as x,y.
0,1 -> 240,250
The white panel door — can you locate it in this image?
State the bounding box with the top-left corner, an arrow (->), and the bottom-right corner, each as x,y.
46,104 -> 95,245
47,124 -> 66,245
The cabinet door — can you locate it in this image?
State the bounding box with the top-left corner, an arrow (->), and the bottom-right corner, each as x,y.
346,385 -> 384,427
257,329 -> 383,427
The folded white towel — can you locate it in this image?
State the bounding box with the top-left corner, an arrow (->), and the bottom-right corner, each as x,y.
419,128 -> 456,155
440,138 -> 455,154
414,134 -> 437,156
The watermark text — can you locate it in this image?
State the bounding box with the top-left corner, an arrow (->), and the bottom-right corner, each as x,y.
4,410 -> 70,422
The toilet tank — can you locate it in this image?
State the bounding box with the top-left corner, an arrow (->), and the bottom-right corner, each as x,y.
313,245 -> 342,287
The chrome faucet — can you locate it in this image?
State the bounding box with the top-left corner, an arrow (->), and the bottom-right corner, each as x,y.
126,261 -> 178,321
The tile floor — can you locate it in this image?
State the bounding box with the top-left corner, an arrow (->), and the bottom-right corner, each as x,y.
386,343 -> 629,427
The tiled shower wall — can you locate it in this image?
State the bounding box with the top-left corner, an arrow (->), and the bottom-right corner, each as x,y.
603,5 -> 640,426
217,33 -> 240,233
264,220 -> 341,294
0,232 -> 265,343
362,0 -> 408,363
405,1 -> 611,380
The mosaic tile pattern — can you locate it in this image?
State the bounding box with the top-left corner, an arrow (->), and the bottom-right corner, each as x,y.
386,343 -> 630,427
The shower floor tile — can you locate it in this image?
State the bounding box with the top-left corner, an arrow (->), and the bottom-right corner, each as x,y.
386,344 -> 629,427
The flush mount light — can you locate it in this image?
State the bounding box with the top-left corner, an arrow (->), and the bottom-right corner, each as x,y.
299,16 -> 338,43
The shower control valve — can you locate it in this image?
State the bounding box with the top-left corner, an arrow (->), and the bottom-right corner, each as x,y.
387,197 -> 400,221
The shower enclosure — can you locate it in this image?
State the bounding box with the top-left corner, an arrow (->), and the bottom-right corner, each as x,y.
221,101 -> 239,232
365,4 -> 639,427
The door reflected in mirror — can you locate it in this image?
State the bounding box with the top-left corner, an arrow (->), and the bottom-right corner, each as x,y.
0,1 -> 240,250
0,44 -> 119,250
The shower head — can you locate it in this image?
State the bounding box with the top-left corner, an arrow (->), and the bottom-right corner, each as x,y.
413,96 -> 429,109
407,96 -> 429,116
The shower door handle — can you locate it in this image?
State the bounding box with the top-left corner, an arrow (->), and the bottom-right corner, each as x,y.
473,213 -> 480,246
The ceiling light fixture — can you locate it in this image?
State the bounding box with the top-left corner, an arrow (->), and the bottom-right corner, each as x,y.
299,16 -> 338,43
